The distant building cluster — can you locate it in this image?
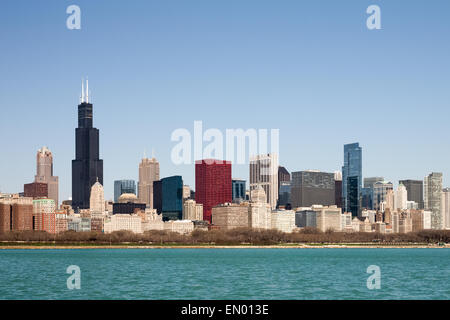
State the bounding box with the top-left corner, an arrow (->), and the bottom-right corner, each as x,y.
1,84 -> 449,236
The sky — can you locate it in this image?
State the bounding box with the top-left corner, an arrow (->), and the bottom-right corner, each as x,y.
0,0 -> 449,202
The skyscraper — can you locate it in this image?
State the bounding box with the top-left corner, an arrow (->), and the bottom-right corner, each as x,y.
334,171 -> 342,208
290,170 -> 335,208
249,153 -> 279,209
138,157 -> 160,208
34,146 -> 59,206
399,179 -> 424,209
72,79 -> 103,211
394,183 -> 408,211
362,177 -> 384,210
373,181 -> 394,211
90,178 -> 105,214
424,172 -> 443,229
195,159 -> 232,223
114,180 -> 136,202
364,177 -> 384,189
161,175 -> 183,221
342,143 -> 362,216
442,188 -> 450,229
232,179 -> 246,202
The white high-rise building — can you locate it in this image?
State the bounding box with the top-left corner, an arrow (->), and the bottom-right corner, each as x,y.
248,186 -> 271,229
90,179 -> 105,214
442,188 -> 450,229
424,172 -> 443,229
249,153 -> 278,209
394,183 -> 408,211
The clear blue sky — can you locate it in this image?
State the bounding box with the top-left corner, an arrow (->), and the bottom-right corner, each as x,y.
1,0 -> 449,201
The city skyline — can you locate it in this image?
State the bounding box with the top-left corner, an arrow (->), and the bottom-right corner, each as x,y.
1,1 -> 450,201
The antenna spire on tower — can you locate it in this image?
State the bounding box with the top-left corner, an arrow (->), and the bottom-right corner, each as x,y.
81,78 -> 85,103
86,77 -> 89,103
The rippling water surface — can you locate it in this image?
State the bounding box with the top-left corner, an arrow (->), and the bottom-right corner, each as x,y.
0,248 -> 449,299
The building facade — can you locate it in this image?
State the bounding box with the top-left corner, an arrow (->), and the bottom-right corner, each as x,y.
373,181 -> 394,212
394,183 -> 408,211
278,181 -> 291,208
271,210 -> 296,233
114,180 -> 136,203
183,199 -> 203,221
195,159 -> 232,223
278,166 -> 290,194
34,146 -> 59,206
90,179 -> 105,214
424,172 -> 443,229
295,209 -> 317,228
212,203 -> 249,230
113,193 -> 146,214
442,188 -> 450,229
342,143 -> 362,216
248,186 -> 271,229
334,171 -> 343,208
161,175 -> 183,221
24,182 -> 48,199
32,198 -> 56,233
232,179 -> 246,202
249,153 -> 279,209
362,177 -> 384,210
290,171 -> 335,208
0,197 -> 34,233
138,157 -> 160,208
313,205 -> 342,232
399,179 -> 424,209
104,214 -> 143,234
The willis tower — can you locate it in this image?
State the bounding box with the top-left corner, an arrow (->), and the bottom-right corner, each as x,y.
72,79 -> 103,210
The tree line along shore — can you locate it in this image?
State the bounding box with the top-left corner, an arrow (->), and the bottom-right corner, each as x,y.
0,228 -> 449,247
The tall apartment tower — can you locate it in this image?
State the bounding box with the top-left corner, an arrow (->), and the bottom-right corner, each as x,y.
72,79 -> 103,210
399,179 -> 424,209
424,172 -> 443,229
138,157 -> 160,208
442,188 -> 450,229
342,143 -> 362,217
34,146 -> 59,206
195,159 -> 232,223
249,153 -> 279,210
90,178 -> 105,214
394,183 -> 408,211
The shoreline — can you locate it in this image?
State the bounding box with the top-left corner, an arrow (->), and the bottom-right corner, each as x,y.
0,243 -> 449,249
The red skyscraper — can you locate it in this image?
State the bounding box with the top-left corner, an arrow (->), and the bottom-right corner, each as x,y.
195,159 -> 232,223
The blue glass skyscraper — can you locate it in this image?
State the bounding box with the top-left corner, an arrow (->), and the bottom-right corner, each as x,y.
161,175 -> 183,221
342,143 -> 362,216
232,179 -> 246,201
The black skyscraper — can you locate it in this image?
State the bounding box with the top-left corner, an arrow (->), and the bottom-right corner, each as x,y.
72,80 -> 103,210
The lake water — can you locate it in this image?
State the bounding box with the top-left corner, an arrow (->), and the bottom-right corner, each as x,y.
0,248 -> 449,300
